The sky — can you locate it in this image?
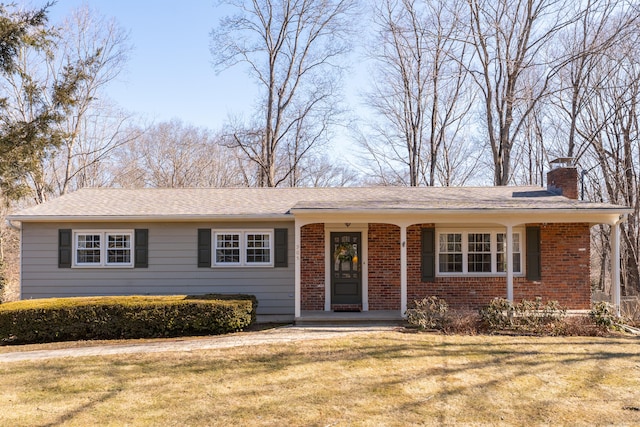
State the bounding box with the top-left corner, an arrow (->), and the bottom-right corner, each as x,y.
43,1 -> 367,136
43,1 -> 273,130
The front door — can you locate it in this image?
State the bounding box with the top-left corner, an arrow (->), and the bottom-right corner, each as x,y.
331,232 -> 362,305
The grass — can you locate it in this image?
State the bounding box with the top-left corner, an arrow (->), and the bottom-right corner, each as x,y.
1,332 -> 640,426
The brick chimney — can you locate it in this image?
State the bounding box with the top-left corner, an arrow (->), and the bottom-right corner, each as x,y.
547,158 -> 578,200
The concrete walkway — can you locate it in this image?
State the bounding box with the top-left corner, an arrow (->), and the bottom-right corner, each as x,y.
0,325 -> 400,363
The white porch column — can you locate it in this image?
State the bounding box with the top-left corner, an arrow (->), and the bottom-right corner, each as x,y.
611,220 -> 621,316
294,221 -> 302,319
506,224 -> 514,302
400,225 -> 408,316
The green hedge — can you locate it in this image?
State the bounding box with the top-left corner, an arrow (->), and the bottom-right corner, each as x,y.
0,294 -> 257,345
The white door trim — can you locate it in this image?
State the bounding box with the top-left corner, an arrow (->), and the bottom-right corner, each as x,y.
324,224 -> 368,311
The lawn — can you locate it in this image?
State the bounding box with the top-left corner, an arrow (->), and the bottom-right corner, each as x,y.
1,331 -> 639,426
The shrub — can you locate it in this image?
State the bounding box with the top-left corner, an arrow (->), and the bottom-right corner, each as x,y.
480,297 -> 567,334
0,294 -> 257,345
406,296 -> 626,337
479,297 -> 514,330
589,301 -> 619,330
406,296 -> 448,330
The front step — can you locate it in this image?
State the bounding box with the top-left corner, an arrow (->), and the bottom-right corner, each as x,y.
295,310 -> 406,326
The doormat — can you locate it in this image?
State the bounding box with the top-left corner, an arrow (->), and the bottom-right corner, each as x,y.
333,306 -> 362,312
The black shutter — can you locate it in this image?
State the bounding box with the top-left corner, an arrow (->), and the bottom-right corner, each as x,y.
58,229 -> 72,268
526,226 -> 541,281
198,229 -> 212,267
274,228 -> 288,267
421,227 -> 436,282
134,229 -> 149,268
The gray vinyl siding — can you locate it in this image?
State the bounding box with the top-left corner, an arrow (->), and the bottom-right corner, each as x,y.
20,221 -> 295,315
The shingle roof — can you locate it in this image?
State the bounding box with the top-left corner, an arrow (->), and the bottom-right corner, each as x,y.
7,186 -> 629,221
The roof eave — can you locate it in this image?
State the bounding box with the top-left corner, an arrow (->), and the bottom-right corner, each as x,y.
8,207 -> 633,225
7,214 -> 294,223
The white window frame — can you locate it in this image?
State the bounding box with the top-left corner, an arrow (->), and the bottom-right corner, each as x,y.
213,231 -> 242,266
438,232 -> 463,273
73,230 -> 134,268
467,232 -> 493,273
213,229 -> 273,267
436,228 -> 524,276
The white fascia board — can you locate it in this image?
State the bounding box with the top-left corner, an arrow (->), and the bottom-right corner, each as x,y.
8,214 -> 294,223
290,207 -> 632,215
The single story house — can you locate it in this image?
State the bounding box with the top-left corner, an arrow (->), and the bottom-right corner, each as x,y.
6,163 -> 632,322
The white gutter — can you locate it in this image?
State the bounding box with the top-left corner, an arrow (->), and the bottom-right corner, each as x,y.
290,207 -> 634,216
6,214 -> 294,223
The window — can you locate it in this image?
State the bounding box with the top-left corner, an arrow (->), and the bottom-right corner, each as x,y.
468,233 -> 492,272
215,233 -> 240,264
437,230 -> 523,275
107,234 -> 132,264
497,233 -> 521,273
439,233 -> 462,273
77,234 -> 101,265
74,231 -> 133,267
246,232 -> 271,264
213,230 -> 273,266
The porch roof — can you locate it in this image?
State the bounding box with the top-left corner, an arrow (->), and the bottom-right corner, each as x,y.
7,186 -> 631,223
290,187 -> 611,211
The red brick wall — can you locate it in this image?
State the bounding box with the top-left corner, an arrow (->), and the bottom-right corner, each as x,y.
407,223 -> 592,310
517,223 -> 591,308
368,224 -> 401,310
300,222 -> 591,312
301,223 -> 325,310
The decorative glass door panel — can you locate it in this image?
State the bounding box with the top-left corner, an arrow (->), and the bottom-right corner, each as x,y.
331,232 -> 362,305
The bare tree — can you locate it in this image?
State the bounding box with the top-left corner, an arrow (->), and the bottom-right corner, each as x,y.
577,28 -> 640,294
510,86 -> 550,186
550,0 -> 640,160
0,3 -> 94,203
364,0 -> 472,186
465,0 -> 582,185
211,0 -> 357,187
436,133 -> 485,186
112,120 -> 248,188
2,5 -> 135,203
289,153 -> 360,187
47,6 -> 134,197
